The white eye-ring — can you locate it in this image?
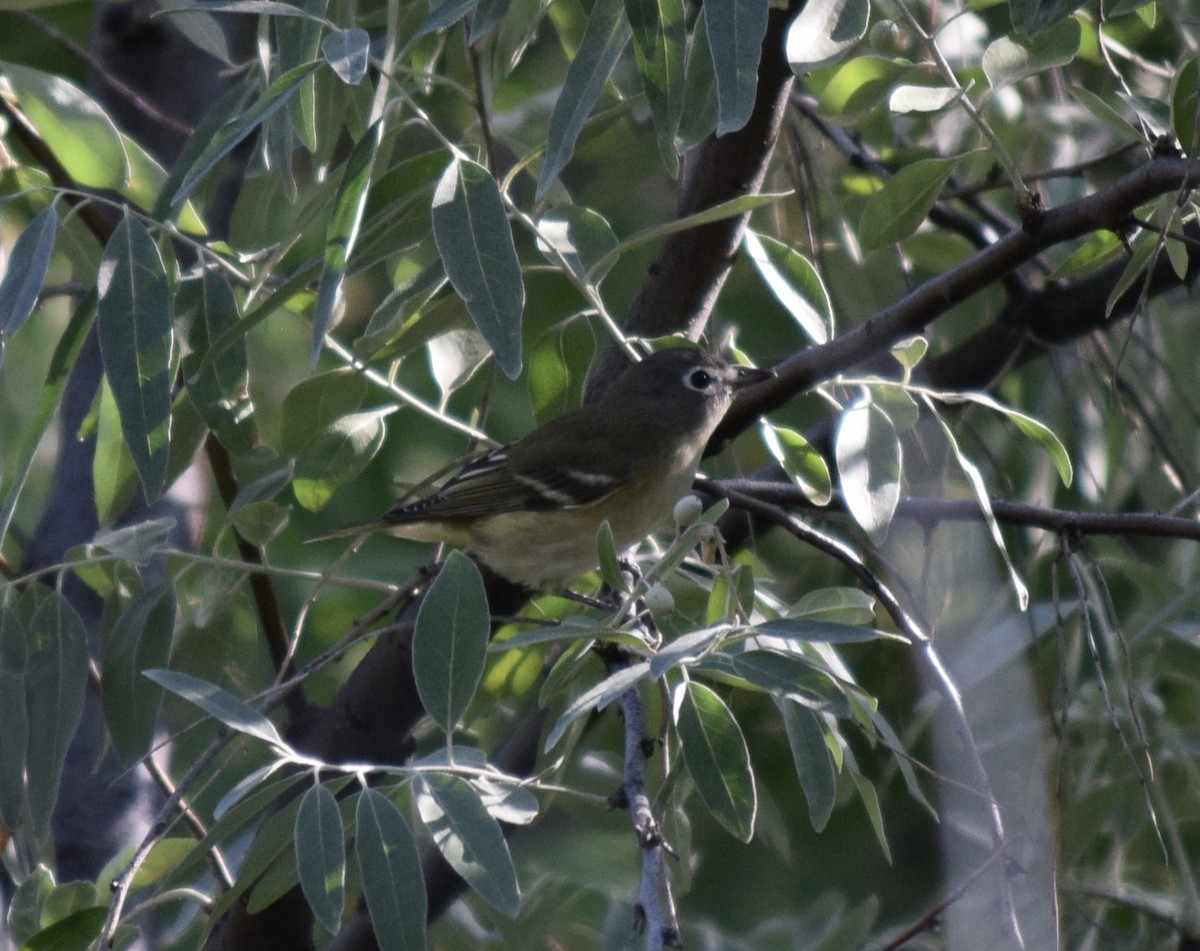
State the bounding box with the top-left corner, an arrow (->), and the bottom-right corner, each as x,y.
684,368 -> 715,392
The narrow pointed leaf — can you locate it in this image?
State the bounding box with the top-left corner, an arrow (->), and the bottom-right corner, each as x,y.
0,205 -> 58,336
535,205 -> 619,285
416,773 -> 520,916
414,551 -> 490,734
171,61 -> 321,209
0,293 -> 95,546
102,585 -> 176,765
296,783 -> 346,933
778,698 -> 836,831
97,213 -> 174,502
536,0 -> 630,198
0,607 -> 29,828
24,592 -> 88,836
432,158 -> 525,378
625,0 -> 686,173
677,681 -> 756,841
312,120 -> 384,366
927,399 -> 1030,611
743,231 -> 831,344
180,271 -> 258,456
859,155 -> 962,250
356,789 -> 427,951
761,422 -> 832,506
144,668 -> 287,747
703,0 -> 768,135
545,661 -> 650,750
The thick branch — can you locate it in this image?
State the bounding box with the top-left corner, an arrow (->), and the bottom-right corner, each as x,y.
715,156 -> 1200,445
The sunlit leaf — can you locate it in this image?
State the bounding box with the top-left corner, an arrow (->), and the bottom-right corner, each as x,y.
677,681 -> 756,841
743,231 -> 832,344
835,396 -> 901,543
144,668 -> 288,748
785,0 -> 869,73
778,698 -> 836,831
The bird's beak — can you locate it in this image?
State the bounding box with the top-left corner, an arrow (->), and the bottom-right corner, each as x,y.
730,364 -> 775,389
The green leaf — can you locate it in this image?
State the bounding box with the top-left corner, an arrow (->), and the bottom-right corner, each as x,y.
180,270 -> 258,457
414,551 -> 490,735
322,28 -> 370,84
835,396 -> 901,543
432,157 -> 525,379
761,422 -> 832,506
677,681 -> 756,841
356,789 -> 427,951
0,205 -> 57,337
784,0 -> 870,73
536,0 -> 630,198
535,205 -> 619,285
0,292 -> 94,547
470,0 -> 514,42
97,213 -> 174,503
676,11 -> 718,150
24,591 -> 89,837
859,155 -> 962,250
752,617 -> 892,644
926,397 -> 1030,612
625,0 -> 686,173
144,668 -> 287,748
791,586 -> 876,624
280,369 -> 368,458
296,783 -> 346,934
704,0 -> 769,135
312,120 -> 384,366
3,64 -> 128,189
416,773 -> 521,916
777,698 -> 836,831
699,650 -> 849,715
595,519 -> 626,591
102,585 -> 176,765
947,390 -> 1073,487
888,84 -> 961,115
92,378 -> 140,524
417,0 -> 478,35
982,17 -> 1082,88
0,607 -> 29,829
22,906 -> 107,951
1172,58 -> 1199,154
1069,85 -> 1144,144
545,660 -> 650,750
91,518 -> 177,565
1105,231 -> 1157,318
170,61 -> 321,209
292,408 -> 392,511
849,755 -> 890,861
598,191 -> 790,274
7,865 -> 54,946
743,231 -> 832,344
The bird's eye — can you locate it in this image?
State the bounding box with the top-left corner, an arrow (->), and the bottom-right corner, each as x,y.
686,368 -> 714,391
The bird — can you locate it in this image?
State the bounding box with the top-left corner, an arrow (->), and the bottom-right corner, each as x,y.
319,347 -> 772,590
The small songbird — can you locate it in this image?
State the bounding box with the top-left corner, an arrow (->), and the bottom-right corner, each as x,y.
321,347 -> 772,590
